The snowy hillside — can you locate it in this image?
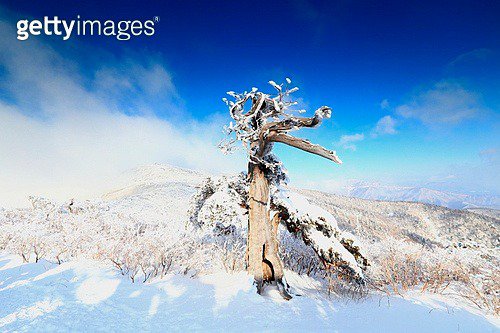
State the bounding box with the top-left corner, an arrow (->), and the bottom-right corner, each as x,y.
466,207 -> 500,219
298,188 -> 499,249
338,182 -> 500,209
0,164 -> 498,332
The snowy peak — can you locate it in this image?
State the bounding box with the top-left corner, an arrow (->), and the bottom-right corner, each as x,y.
344,183 -> 499,209
102,163 -> 207,201
121,163 -> 207,186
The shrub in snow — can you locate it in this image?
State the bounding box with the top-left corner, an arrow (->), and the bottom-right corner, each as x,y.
0,196 -> 204,282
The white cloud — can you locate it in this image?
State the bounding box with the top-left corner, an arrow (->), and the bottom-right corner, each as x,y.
337,115 -> 395,151
0,19 -> 244,208
338,115 -> 395,150
380,99 -> 390,110
338,133 -> 364,151
395,81 -> 485,125
372,115 -> 397,137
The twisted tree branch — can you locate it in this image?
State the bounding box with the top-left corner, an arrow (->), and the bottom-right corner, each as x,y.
268,133 -> 342,164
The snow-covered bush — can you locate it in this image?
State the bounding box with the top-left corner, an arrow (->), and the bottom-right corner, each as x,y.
0,196 -> 204,282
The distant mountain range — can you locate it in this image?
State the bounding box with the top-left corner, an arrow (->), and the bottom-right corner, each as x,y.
339,183 -> 500,210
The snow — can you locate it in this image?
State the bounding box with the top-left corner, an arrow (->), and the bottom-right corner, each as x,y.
273,188 -> 366,277
0,253 -> 498,332
306,228 -> 362,275
0,163 -> 498,331
278,189 -> 339,228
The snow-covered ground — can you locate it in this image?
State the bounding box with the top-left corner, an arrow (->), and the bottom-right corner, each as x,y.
0,164 -> 498,332
1,253 -> 498,332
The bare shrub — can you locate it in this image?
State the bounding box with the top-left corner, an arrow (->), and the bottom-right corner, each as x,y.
367,238 -> 499,315
0,197 -> 217,283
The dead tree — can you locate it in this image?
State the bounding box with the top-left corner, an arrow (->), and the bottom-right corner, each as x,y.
219,79 -> 366,299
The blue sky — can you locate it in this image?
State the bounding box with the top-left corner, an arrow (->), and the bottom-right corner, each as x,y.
0,0 -> 499,205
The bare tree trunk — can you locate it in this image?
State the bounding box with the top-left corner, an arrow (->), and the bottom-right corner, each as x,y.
247,162 -> 268,289
247,161 -> 291,299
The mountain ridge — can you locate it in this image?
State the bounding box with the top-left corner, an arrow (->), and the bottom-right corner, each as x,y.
337,182 -> 500,210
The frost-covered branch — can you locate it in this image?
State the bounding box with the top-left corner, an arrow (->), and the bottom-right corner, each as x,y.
218,78 -> 341,169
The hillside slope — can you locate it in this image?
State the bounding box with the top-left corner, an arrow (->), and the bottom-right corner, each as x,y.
0,164 -> 498,331
298,188 -> 499,249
